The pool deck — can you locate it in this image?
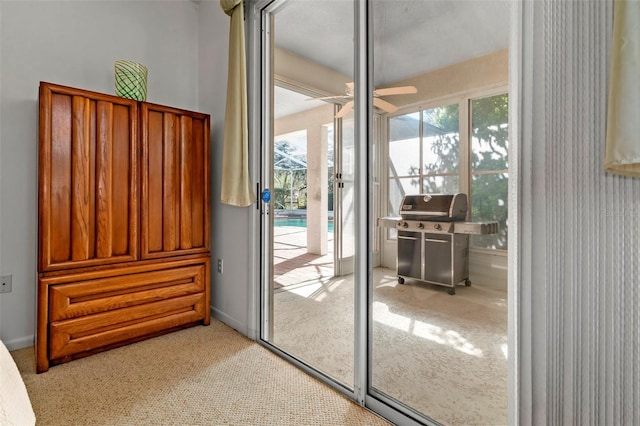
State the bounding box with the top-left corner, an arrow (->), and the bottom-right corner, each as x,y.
273,226 -> 334,289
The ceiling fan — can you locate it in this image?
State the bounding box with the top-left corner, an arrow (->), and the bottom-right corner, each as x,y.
307,82 -> 418,118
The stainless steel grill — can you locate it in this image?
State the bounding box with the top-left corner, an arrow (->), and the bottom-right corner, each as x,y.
378,193 -> 498,295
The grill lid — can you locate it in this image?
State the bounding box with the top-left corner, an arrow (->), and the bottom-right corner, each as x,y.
399,193 -> 468,221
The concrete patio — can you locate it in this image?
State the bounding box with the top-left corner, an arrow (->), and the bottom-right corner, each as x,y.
273,225 -> 334,289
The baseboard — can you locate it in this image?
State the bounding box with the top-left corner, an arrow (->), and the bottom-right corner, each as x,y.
3,313 -> 248,351
211,307 -> 248,337
469,249 -> 508,291
3,334 -> 34,351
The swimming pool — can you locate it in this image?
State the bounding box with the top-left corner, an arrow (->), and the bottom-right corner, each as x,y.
274,217 -> 334,232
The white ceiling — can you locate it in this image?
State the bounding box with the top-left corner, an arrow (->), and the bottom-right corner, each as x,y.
274,86 -> 326,119
273,0 -> 511,87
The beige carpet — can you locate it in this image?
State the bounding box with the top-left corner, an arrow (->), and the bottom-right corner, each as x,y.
10,321 -> 390,426
272,267 -> 508,426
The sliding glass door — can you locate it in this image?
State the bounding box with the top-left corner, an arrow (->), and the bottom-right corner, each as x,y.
259,0 -> 356,391
255,1 -> 510,424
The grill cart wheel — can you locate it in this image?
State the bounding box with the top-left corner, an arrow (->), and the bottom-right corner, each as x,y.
398,277 -> 405,284
448,287 -> 456,295
465,279 -> 472,287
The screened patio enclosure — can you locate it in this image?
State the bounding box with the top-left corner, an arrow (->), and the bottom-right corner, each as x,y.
273,123 -> 335,210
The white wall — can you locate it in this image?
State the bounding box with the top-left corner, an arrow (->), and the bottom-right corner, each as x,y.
0,0 -> 201,348
198,1 -> 255,336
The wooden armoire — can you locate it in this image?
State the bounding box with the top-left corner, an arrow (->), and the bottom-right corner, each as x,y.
36,82 -> 211,373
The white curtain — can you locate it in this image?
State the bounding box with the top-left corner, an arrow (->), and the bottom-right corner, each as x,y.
220,0 -> 255,206
605,0 -> 640,177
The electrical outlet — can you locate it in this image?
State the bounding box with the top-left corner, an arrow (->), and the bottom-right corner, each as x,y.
0,275 -> 12,293
217,259 -> 223,274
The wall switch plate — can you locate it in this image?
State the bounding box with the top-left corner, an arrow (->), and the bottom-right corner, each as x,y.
217,259 -> 223,274
0,275 -> 12,293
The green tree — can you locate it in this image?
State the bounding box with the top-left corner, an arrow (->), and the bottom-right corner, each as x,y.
274,140 -> 307,210
469,94 -> 508,249
403,94 -> 509,249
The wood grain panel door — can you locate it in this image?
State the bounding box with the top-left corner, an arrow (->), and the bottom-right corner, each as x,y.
140,103 -> 210,260
38,82 -> 139,272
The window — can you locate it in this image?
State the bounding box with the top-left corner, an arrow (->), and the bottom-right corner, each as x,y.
387,93 -> 508,250
388,104 -> 460,216
471,94 -> 508,249
422,105 -> 460,194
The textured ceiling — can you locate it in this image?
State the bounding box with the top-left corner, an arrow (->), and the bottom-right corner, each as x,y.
273,0 -> 510,87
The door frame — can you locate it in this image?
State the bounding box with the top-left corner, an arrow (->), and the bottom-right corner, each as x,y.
246,1 -> 522,425
250,0 -> 361,402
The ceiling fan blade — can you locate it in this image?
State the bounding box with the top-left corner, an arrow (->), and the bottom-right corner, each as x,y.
305,95 -> 352,101
373,97 -> 398,113
344,81 -> 355,96
373,86 -> 418,96
335,100 -> 354,118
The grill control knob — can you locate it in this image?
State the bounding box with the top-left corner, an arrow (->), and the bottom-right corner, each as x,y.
417,223 -> 424,229
402,222 -> 409,228
434,223 -> 442,231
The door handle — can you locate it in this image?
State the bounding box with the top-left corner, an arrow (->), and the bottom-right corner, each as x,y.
261,188 -> 271,203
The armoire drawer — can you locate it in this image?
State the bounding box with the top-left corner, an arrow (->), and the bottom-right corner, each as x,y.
46,260 -> 207,321
49,293 -> 206,360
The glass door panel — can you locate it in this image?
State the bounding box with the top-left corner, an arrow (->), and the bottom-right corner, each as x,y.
369,1 -> 509,425
335,116 -> 355,276
263,0 -> 355,390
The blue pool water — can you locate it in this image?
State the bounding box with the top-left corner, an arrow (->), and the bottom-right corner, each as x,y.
275,217 -> 334,233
